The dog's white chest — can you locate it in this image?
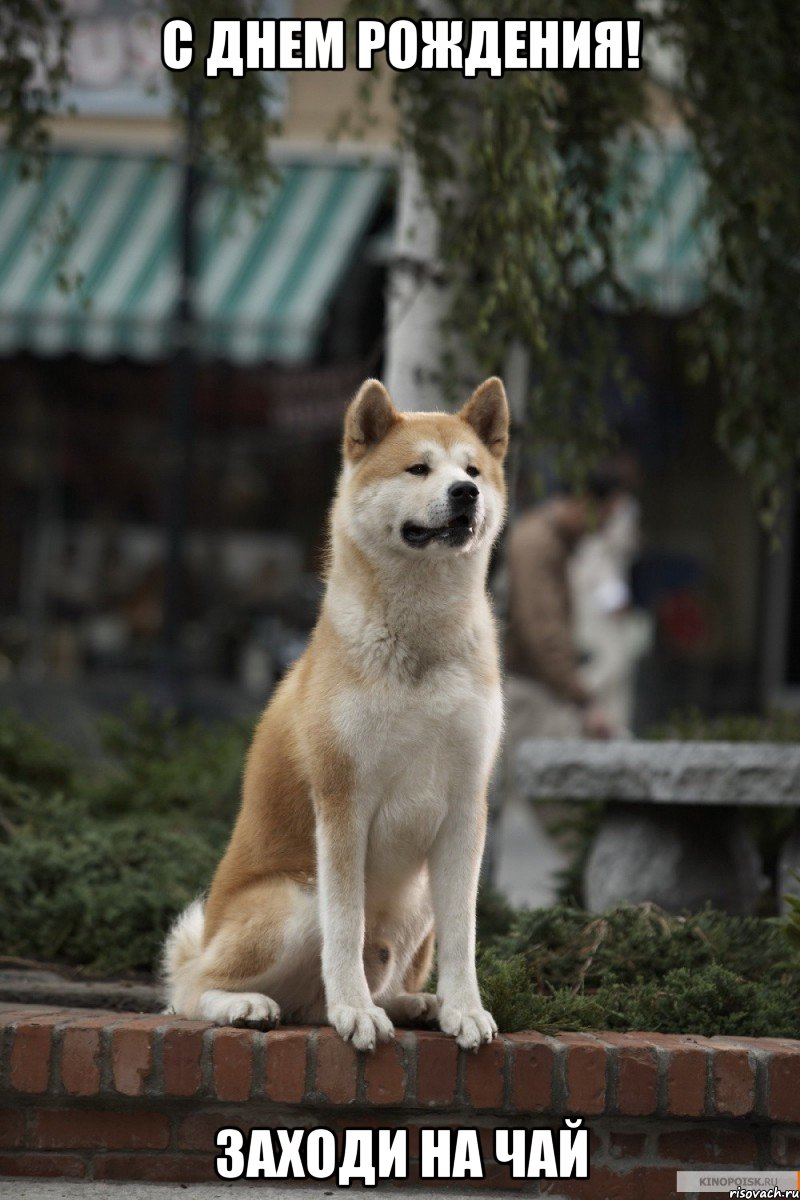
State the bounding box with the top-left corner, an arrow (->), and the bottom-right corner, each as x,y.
333,662 -> 502,886
335,661 -> 497,777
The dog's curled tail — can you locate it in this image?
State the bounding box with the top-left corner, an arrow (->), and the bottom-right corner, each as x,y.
161,898 -> 205,1014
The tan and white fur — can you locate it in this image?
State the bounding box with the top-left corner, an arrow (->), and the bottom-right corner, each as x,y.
163,376 -> 509,1051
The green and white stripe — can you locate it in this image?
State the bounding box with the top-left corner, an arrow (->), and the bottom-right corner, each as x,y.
0,136 -> 710,364
613,131 -> 713,312
0,151 -> 389,364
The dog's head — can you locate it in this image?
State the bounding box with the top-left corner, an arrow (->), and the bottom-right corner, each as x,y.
336,377 -> 509,562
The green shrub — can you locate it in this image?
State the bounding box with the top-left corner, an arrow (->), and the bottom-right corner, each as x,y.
475,903 -> 800,1037
0,812 -> 226,974
90,697 -> 248,820
785,874 -> 800,954
0,708 -> 74,791
648,707 -> 800,743
478,958 -> 800,1040
493,903 -> 795,990
0,701 -> 246,975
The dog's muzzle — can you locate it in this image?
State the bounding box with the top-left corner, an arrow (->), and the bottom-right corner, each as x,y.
401,482 -> 480,548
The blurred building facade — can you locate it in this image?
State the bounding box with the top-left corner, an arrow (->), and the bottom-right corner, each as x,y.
0,3 -> 792,724
0,0 -> 398,700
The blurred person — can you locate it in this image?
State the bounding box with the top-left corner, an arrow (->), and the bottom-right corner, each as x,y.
570,490 -> 653,733
504,468 -> 627,743
489,469 -> 628,908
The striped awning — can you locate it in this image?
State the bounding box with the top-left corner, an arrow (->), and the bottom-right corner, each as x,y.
0,152 -> 389,364
610,133 -> 711,313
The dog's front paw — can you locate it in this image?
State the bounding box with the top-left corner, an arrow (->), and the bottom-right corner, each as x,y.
438,1002 -> 497,1050
329,1003 -> 394,1051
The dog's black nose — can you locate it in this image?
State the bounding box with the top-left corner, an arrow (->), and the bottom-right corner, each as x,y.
448,480 -> 479,508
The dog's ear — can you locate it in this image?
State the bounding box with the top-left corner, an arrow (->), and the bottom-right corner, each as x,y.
344,379 -> 400,462
459,377 -> 509,460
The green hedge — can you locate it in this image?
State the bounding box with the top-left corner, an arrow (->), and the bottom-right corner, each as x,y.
0,702 -> 247,974
475,892 -> 800,1038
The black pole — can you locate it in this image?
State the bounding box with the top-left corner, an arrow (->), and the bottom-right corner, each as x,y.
160,84 -> 203,714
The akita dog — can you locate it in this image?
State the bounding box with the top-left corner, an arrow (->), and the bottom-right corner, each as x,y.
163,376 -> 509,1051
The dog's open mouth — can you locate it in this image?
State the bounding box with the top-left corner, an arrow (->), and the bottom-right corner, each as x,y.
401,513 -> 476,548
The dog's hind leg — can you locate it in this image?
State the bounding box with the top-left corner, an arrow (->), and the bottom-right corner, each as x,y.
198,988 -> 281,1028
165,876 -> 322,1027
403,925 -> 436,993
381,925 -> 440,1026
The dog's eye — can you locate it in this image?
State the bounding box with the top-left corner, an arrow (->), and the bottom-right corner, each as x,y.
406,463 -> 430,476
466,465 -> 480,478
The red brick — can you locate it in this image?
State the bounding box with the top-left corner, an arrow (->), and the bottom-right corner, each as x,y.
162,1022 -> 207,1097
553,1166 -> 648,1200
328,1113 -> 402,1165
0,1107 -> 25,1148
658,1128 -> 758,1165
0,1152 -> 86,1178
264,1028 -> 308,1103
0,1006 -> 65,1024
476,1124 -> 498,1160
712,1047 -> 755,1117
177,1111 -> 264,1152
406,1123 -> 423,1160
211,1027 -> 254,1102
315,1028 -> 358,1104
603,1034 -> 658,1116
9,1016 -> 63,1093
94,1153 -> 218,1183
363,1035 -> 407,1105
60,1012 -> 121,1032
586,1126 -> 604,1162
410,1118 -> 496,1166
743,1036 -> 800,1053
111,1024 -> 155,1096
407,1121 -> 480,1165
410,1121 -> 492,1158
481,1163 -> 526,1192
608,1131 -> 647,1159
31,1109 -> 169,1151
464,1036 -> 506,1109
562,1033 -> 606,1115
712,1035 -> 781,1052
404,1158 -> 522,1191
415,1031 -> 458,1106
177,1111 -> 227,1152
769,1047 -> 800,1122
546,1166 -> 683,1200
666,1044 -> 708,1117
771,1130 -> 800,1167
508,1033 -> 555,1113
60,1027 -> 103,1097
641,1166 -> 684,1200
551,1171 -> 681,1200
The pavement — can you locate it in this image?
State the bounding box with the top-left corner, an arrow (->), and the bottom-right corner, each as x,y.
0,966 -> 161,1012
0,1184 -> 550,1199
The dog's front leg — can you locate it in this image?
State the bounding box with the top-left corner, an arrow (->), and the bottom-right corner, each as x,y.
428,795 -> 497,1050
316,809 -> 394,1051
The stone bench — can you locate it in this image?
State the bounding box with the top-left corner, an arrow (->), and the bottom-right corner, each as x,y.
516,740 -> 800,914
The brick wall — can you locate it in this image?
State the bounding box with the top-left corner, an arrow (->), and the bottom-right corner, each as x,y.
1,1004 -> 799,1195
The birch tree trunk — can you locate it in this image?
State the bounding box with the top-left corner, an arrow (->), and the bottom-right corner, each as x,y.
383,151 -> 452,412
